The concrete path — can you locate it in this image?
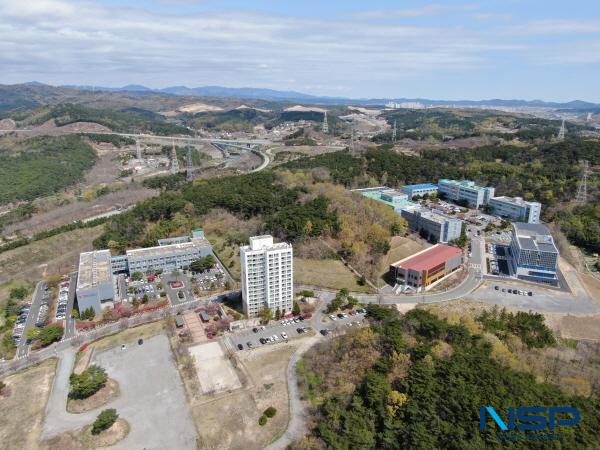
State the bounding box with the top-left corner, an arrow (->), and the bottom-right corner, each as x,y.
264,336 -> 319,450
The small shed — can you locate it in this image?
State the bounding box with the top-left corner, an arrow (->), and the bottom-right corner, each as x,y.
199,311 -> 211,322
175,315 -> 184,328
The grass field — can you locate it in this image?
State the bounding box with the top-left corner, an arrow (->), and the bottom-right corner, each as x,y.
0,225 -> 104,308
294,257 -> 373,293
0,358 -> 57,450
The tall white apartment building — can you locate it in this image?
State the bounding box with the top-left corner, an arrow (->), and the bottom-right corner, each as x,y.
240,235 -> 293,318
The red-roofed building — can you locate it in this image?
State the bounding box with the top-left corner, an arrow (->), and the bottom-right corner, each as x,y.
390,244 -> 463,292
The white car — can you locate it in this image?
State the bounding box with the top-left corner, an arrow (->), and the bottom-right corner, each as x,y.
281,332 -> 288,339
272,335 -> 279,341
329,315 -> 337,321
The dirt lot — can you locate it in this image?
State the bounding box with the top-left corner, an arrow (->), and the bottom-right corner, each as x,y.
0,225 -> 104,308
294,257 -> 373,293
190,344 -> 295,450
189,341 -> 242,394
0,358 -> 57,450
42,418 -> 130,450
580,273 -> 600,305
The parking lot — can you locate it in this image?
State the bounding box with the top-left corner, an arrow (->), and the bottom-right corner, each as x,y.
228,309 -> 367,351
228,315 -> 313,351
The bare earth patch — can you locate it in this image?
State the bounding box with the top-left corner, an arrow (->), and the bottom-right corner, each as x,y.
41,418 -> 130,450
0,359 -> 57,450
189,344 -> 295,450
67,378 -> 120,413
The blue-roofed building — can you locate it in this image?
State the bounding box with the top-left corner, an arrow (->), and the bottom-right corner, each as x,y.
400,183 -> 439,199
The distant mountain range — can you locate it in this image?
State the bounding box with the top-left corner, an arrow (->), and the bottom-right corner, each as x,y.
1,82 -> 599,111
58,83 -> 600,109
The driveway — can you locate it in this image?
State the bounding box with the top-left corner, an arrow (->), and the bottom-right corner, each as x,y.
42,335 -> 197,449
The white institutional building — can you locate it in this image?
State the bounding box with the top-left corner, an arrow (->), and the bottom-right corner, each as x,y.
240,235 -> 293,318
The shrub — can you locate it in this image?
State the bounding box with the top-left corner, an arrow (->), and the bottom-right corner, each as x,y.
69,365 -> 108,399
264,406 -> 277,418
37,323 -> 64,347
258,415 -> 267,426
92,408 -> 118,435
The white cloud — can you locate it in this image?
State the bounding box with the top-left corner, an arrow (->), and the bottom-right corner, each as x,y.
0,0 -> 597,97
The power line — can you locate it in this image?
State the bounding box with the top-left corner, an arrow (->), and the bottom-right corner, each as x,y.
170,139 -> 180,174
575,160 -> 590,204
392,119 -> 397,143
558,119 -> 566,140
186,146 -> 193,181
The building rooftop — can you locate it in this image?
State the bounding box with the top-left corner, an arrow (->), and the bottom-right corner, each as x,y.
354,187 -> 418,209
77,250 -> 113,290
126,236 -> 211,259
491,196 -> 540,206
439,179 -> 490,192
391,244 -> 462,271
513,223 -> 558,254
243,235 -> 292,252
402,183 -> 439,191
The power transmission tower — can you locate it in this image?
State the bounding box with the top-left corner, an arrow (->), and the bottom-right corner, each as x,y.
351,126 -> 357,154
575,160 -> 590,204
170,140 -> 180,174
136,139 -> 142,160
186,146 -> 193,181
392,119 -> 397,143
587,112 -> 593,122
322,111 -> 329,134
558,119 -> 566,140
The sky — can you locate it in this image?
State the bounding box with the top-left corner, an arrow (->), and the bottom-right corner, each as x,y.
1,0 -> 600,101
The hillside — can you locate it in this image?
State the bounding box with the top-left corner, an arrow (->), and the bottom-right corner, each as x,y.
0,135 -> 97,205
297,305 -> 600,449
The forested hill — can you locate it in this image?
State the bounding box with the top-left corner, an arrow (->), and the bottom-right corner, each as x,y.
0,135 -> 97,205
283,139 -> 600,252
297,305 -> 600,449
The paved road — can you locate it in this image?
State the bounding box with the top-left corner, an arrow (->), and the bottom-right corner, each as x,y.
264,335 -> 319,450
0,128 -> 273,146
16,281 -> 46,358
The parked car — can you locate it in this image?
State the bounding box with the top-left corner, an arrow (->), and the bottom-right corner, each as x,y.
320,329 -> 329,336
237,344 -> 243,350
281,332 -> 288,339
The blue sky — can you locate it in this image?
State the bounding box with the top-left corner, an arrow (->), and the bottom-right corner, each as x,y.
1,0 -> 599,101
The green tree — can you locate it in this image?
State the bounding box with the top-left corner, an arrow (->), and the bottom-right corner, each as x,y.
346,296 -> 358,310
92,409 -> 118,435
37,324 -> 64,346
80,307 -> 96,321
258,306 -> 273,324
258,415 -> 267,426
131,271 -> 143,281
292,301 -> 301,316
69,365 -> 108,399
264,407 -> 277,418
275,308 -> 282,320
